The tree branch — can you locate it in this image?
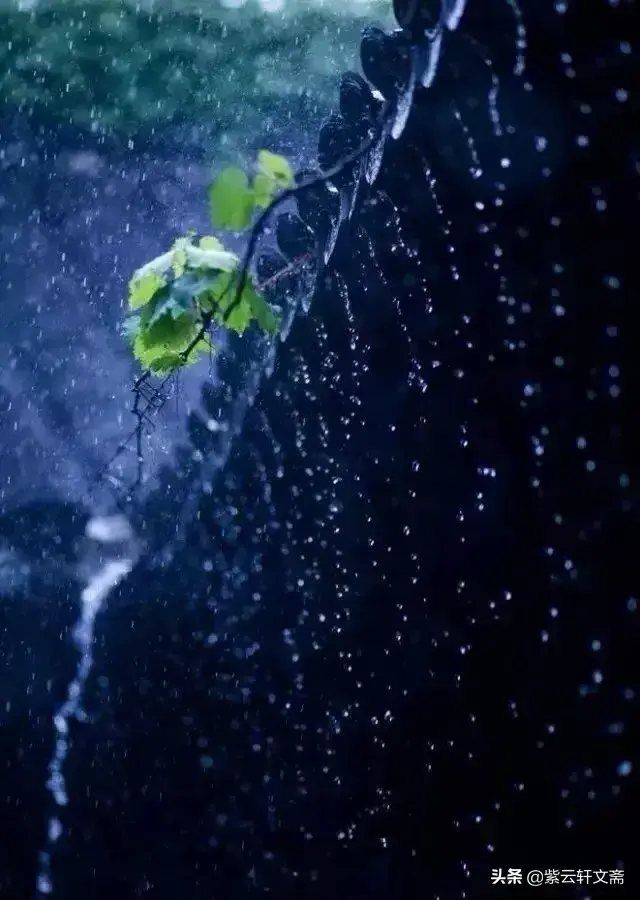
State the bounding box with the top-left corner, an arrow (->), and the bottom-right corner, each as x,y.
222,100 -> 391,325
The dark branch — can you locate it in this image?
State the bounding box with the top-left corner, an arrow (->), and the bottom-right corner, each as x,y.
222,100 -> 391,325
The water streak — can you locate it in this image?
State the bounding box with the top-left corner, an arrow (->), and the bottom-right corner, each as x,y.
441,0 -> 468,31
506,0 -> 528,76
36,519 -> 135,896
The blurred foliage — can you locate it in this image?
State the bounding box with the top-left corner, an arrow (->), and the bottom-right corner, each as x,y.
0,0 -> 388,133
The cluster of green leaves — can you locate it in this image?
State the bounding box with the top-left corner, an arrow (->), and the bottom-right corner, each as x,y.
209,149 -> 294,230
124,150 -> 293,375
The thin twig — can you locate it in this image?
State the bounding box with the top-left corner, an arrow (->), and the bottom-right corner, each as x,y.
256,252 -> 313,292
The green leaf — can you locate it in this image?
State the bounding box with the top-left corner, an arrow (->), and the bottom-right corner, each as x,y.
128,271 -> 165,310
237,277 -> 279,334
257,150 -> 294,188
171,237 -> 190,277
172,247 -> 188,277
145,351 -> 184,374
133,325 -> 212,373
200,271 -> 279,336
142,309 -> 197,350
133,308 -> 209,373
133,332 -> 170,371
209,166 -> 255,231
147,291 -> 193,327
195,287 -> 219,315
249,290 -> 280,334
198,235 -> 225,251
122,315 -> 141,346
252,172 -> 276,209
208,271 -> 252,334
